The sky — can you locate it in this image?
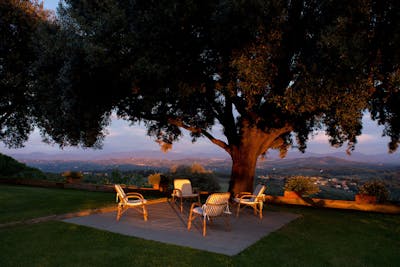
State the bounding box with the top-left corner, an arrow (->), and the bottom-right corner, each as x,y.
43,0 -> 59,11
1,112 -> 395,157
1,0 -> 397,158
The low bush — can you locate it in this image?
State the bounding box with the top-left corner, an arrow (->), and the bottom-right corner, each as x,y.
148,173 -> 161,187
358,180 -> 390,203
284,176 -> 320,196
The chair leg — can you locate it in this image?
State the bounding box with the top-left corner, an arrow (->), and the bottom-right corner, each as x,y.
180,197 -> 183,212
252,203 -> 263,219
236,203 -> 241,217
143,205 -> 148,221
187,209 -> 194,231
202,216 -> 207,236
116,204 -> 122,221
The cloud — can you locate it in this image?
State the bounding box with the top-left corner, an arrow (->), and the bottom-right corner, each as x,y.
357,134 -> 375,143
310,132 -> 376,144
309,132 -> 329,144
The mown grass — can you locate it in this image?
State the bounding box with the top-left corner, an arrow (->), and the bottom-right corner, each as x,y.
1,184 -> 399,267
0,184 -> 114,223
236,205 -> 400,267
0,221 -> 231,267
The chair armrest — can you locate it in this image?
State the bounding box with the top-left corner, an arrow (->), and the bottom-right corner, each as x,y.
235,191 -> 252,198
256,194 -> 266,202
126,192 -> 145,200
238,194 -> 257,200
172,188 -> 182,197
189,201 -> 202,210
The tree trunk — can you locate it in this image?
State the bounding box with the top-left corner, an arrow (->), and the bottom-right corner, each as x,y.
228,147 -> 259,195
226,122 -> 290,195
227,125 -> 271,195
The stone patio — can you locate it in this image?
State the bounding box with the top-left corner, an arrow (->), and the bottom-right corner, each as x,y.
63,200 -> 300,256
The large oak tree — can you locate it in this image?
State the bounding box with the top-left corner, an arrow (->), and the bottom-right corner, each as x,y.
12,0 -> 400,194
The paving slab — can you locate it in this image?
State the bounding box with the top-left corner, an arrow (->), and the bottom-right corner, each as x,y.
62,201 -> 300,256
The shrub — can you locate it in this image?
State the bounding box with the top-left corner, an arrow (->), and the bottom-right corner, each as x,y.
62,171 -> 83,179
284,176 -> 320,196
148,173 -> 161,187
358,180 -> 389,203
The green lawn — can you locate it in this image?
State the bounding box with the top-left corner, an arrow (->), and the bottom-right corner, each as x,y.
0,184 -> 114,223
1,184 -> 399,267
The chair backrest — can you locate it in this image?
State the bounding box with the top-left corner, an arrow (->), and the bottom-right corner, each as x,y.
174,179 -> 193,197
204,192 -> 230,217
115,184 -> 127,204
251,184 -> 266,202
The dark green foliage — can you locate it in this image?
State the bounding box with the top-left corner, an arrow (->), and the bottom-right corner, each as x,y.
108,169 -> 146,186
284,176 -> 320,196
147,173 -> 161,186
26,0 -> 399,152
368,1 -> 400,152
358,180 -> 390,203
62,170 -> 83,179
0,153 -> 45,179
0,0 -> 49,147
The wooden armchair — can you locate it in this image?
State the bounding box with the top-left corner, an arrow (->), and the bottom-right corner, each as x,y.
234,184 -> 266,219
187,192 -> 231,236
171,179 -> 200,212
115,184 -> 148,221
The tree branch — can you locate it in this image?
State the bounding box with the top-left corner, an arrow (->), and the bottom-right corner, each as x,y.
212,95 -> 239,145
167,117 -> 231,154
258,125 -> 293,156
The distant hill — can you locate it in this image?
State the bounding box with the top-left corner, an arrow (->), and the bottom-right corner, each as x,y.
8,149 -> 400,163
0,153 -> 46,179
264,150 -> 400,164
8,150 -> 400,175
8,150 -> 228,161
259,156 -> 364,168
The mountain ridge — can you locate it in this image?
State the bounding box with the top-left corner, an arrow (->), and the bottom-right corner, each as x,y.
5,150 -> 399,173
7,149 -> 400,163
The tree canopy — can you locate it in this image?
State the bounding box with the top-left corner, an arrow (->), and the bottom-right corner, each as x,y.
0,0 -> 49,147
2,0 -> 400,193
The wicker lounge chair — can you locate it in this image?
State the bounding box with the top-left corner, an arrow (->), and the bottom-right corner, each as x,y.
234,184 -> 266,219
115,184 -> 148,221
171,179 -> 200,212
187,192 -> 231,236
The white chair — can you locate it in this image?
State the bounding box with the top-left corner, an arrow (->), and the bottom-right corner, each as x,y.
234,184 -> 266,219
171,179 -> 200,212
115,184 -> 148,221
187,192 -> 231,236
